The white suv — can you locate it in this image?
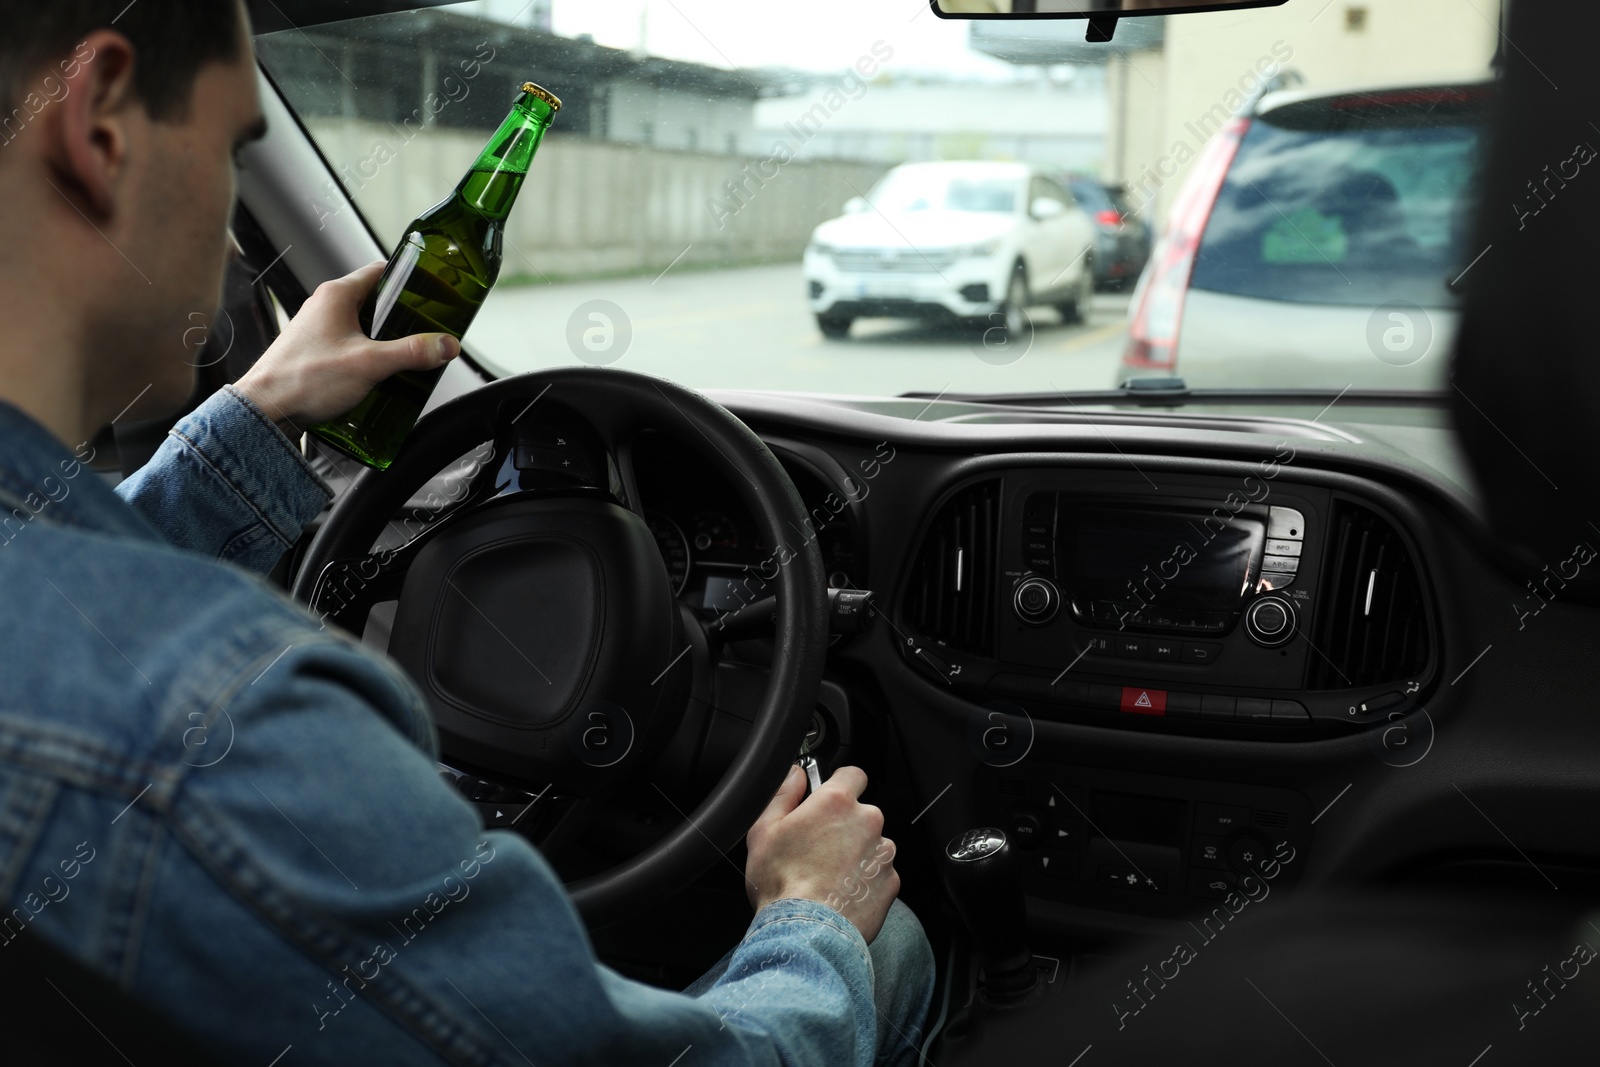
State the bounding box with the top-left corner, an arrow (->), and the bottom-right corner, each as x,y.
804,161 -> 1098,340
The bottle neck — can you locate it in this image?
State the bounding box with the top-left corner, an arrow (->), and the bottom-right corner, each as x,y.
456,92 -> 555,221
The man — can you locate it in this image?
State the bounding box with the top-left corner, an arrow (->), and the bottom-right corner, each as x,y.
0,2 -> 935,1063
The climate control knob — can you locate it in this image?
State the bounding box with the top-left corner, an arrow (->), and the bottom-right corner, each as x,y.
1244,595 -> 1296,647
1013,577 -> 1060,625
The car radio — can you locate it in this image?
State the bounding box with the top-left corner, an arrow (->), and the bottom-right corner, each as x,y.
1018,494 -> 1307,641
999,471 -> 1322,696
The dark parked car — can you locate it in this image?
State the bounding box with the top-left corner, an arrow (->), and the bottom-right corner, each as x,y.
1063,175 -> 1152,290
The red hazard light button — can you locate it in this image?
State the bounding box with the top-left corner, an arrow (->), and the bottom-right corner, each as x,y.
1120,687 -> 1167,716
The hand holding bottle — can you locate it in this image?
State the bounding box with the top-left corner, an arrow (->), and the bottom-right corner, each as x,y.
233,261 -> 460,438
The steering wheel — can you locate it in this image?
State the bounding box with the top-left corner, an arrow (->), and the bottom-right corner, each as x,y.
290,367 -> 829,927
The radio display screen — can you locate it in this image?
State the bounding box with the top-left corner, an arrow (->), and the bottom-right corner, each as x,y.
1062,507 -> 1265,632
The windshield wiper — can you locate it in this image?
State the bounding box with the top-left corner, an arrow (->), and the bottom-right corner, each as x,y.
899,380 -> 1450,409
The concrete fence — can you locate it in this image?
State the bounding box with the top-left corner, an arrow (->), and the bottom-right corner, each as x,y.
305,120 -> 890,280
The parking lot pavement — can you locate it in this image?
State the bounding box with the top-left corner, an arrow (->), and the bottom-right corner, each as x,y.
469,262 -> 1132,399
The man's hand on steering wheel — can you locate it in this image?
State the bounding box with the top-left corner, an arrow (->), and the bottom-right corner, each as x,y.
745,764 -> 900,944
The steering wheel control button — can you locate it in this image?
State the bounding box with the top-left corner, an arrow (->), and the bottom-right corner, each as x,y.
1187,870 -> 1238,901
1191,835 -> 1230,870
827,589 -> 875,634
1229,836 -> 1269,874
1195,803 -> 1253,835
1012,578 -> 1060,624
948,828 -> 1008,863
1180,641 -> 1221,665
1244,596 -> 1296,647
1119,687 -> 1167,716
1009,812 -> 1044,848
1267,507 -> 1306,540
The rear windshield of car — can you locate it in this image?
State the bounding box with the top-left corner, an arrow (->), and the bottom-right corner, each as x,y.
1189,94 -> 1487,309
868,174 -> 1018,214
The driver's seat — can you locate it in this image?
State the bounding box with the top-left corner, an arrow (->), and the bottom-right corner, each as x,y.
0,928 -> 220,1064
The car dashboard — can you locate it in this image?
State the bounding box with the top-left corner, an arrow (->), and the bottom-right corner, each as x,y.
669,388 -> 1600,942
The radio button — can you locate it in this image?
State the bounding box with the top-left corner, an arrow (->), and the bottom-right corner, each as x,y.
1114,636 -> 1147,659
1268,506 -> 1306,540
1150,638 -> 1182,661
1265,538 -> 1302,557
1181,641 -> 1222,665
1013,578 -> 1060,624
1245,596 -> 1296,647
1076,633 -> 1113,656
1261,554 -> 1300,574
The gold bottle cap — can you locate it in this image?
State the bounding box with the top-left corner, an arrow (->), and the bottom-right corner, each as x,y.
520,81 -> 562,112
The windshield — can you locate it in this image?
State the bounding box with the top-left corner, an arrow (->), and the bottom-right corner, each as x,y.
254,1 -> 1503,399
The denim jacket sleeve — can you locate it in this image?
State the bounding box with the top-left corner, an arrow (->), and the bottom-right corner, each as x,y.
113,384 -> 332,575
18,608 -> 880,1066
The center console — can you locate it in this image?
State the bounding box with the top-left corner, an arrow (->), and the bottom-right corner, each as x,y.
899,468 -> 1439,737
894,466 -> 1437,915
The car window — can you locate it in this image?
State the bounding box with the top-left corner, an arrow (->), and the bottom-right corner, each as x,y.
870,170 -> 1019,214
1027,176 -> 1060,211
1189,100 -> 1485,309
1068,180 -> 1111,213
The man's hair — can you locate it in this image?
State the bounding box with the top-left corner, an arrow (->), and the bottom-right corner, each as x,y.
0,1 -> 243,122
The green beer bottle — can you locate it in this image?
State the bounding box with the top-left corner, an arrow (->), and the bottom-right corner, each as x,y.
310,80 -> 561,470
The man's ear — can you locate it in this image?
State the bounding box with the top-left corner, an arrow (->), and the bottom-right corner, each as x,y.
46,30 -> 141,220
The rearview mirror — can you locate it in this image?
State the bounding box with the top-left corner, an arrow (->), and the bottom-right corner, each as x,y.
932,0 -> 1289,41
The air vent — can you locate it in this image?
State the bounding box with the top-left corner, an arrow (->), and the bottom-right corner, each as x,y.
903,480 -> 1001,657
1307,501 -> 1430,689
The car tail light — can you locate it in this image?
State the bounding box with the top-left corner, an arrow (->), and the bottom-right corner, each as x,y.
1123,117 -> 1247,371
1095,209 -> 1123,226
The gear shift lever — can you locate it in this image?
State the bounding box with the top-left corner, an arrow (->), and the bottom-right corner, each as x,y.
941,828 -> 1039,1005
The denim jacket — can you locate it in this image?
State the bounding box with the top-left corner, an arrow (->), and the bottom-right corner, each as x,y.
0,385 -> 885,1065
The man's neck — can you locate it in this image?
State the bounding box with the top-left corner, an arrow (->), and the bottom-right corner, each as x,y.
0,295 -> 96,449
